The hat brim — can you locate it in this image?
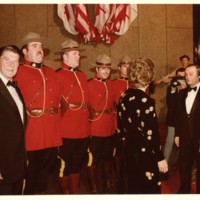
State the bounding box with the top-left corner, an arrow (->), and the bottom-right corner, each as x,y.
90,66 -> 118,74
118,62 -> 132,66
17,37 -> 49,49
54,47 -> 86,55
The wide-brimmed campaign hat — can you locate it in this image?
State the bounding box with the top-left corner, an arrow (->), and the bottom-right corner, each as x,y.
54,39 -> 85,55
118,55 -> 132,66
95,54 -> 112,67
90,54 -> 117,73
17,32 -> 49,49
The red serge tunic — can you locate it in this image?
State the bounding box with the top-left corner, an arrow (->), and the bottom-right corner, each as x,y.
88,76 -> 115,137
112,77 -> 129,130
112,78 -> 129,104
56,64 -> 90,138
14,61 -> 62,151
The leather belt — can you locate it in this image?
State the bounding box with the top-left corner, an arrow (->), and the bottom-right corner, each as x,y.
27,107 -> 60,116
94,109 -> 113,115
68,102 -> 88,109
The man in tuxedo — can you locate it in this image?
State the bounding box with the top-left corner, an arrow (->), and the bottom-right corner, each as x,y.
0,45 -> 27,194
175,64 -> 200,193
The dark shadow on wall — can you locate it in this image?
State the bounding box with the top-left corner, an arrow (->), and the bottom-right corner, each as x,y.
193,4 -> 200,65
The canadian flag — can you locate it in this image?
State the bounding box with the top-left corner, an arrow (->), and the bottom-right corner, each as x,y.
75,4 -> 97,43
57,4 -> 78,35
114,4 -> 138,35
95,4 -> 138,44
57,4 -> 138,44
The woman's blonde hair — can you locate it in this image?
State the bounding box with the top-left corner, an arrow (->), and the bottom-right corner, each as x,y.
128,58 -> 155,88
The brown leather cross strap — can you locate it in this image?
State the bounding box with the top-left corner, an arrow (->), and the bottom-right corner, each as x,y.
29,68 -> 46,107
60,95 -> 89,117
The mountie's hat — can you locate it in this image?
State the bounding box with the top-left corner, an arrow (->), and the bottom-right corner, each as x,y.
17,32 -> 49,49
90,54 -> 117,73
118,55 -> 132,66
95,54 -> 112,68
55,39 -> 85,55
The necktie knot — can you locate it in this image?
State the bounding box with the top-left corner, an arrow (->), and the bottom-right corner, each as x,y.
7,80 -> 17,88
187,86 -> 197,92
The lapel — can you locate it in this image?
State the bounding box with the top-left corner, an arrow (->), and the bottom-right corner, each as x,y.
180,88 -> 188,114
190,87 -> 200,116
0,78 -> 27,126
15,85 -> 27,126
0,78 -> 19,111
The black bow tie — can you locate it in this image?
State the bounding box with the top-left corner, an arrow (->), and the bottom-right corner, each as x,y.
68,67 -> 77,72
187,86 -> 197,92
7,80 -> 17,88
30,62 -> 42,68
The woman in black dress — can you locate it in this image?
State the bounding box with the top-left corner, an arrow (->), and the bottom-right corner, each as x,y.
117,58 -> 168,194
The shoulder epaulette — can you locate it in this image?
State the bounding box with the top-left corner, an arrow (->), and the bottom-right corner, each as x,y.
55,67 -> 62,72
87,78 -> 93,82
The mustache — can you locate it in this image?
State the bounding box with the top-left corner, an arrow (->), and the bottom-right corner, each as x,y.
36,51 -> 43,55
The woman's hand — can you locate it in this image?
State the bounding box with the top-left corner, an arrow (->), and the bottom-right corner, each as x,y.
175,136 -> 180,147
157,159 -> 168,173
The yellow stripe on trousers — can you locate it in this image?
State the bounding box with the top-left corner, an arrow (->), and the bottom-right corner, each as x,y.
57,155 -> 66,177
87,148 -> 93,167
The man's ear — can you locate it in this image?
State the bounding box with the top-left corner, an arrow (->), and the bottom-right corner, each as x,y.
96,67 -> 99,73
22,48 -> 27,56
63,53 -> 68,62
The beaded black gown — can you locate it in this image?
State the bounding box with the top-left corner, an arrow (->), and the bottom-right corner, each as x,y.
117,88 -> 164,194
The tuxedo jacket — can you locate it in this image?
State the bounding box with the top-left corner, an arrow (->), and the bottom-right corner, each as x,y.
0,78 -> 27,183
175,87 -> 200,148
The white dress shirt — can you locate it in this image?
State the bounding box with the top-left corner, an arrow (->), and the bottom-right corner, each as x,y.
185,82 -> 200,114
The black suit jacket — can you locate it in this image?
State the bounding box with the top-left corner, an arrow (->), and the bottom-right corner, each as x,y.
0,78 -> 27,183
175,87 -> 200,148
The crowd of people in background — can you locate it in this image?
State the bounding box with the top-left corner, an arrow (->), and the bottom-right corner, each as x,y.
0,32 -> 199,195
